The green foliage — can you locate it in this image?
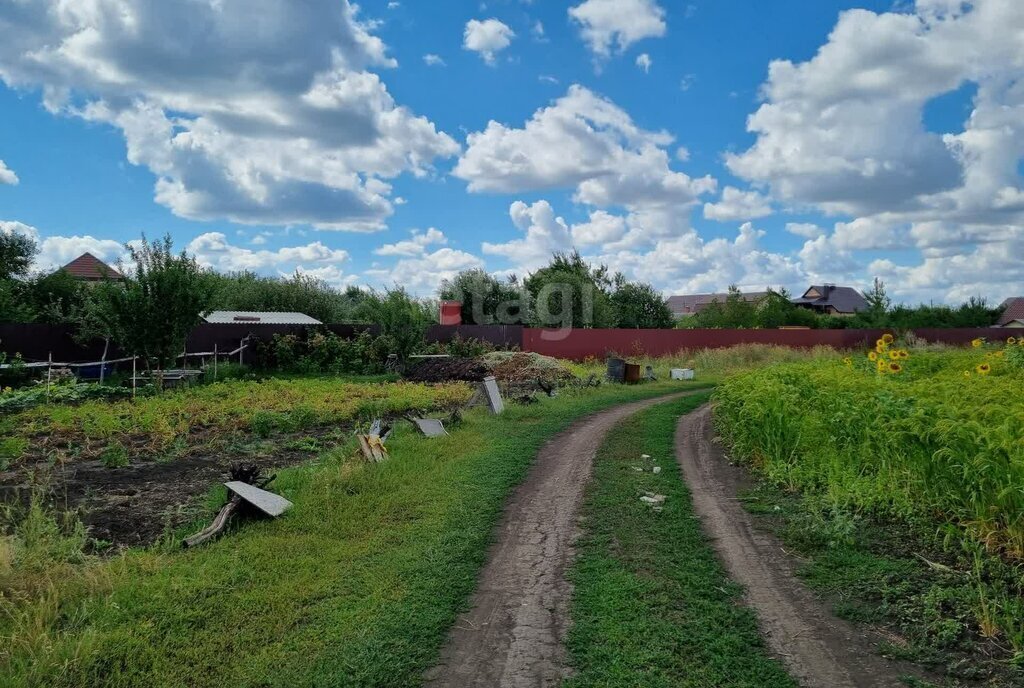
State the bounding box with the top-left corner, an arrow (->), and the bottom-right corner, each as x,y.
257,330 -> 395,375
678,286 -> 822,329
0,228 -> 37,281
91,235 -> 213,371
100,442 -> 130,468
524,251 -> 617,328
353,287 -> 434,361
421,334 -> 498,358
438,268 -> 526,325
0,380 -> 133,413
207,271 -> 367,324
714,344 -> 1024,650
609,281 -> 674,328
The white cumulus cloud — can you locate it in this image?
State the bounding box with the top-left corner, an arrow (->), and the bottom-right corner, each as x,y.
0,159 -> 17,185
703,186 -> 773,222
463,18 -> 515,65
0,0 -> 458,230
568,0 -> 666,58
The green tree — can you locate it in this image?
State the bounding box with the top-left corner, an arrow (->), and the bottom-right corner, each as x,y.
438,268 -> 526,325
353,287 -> 434,361
0,228 -> 37,281
93,235 -> 213,372
524,251 -> 616,328
207,271 -> 365,323
861,278 -> 891,326
611,282 -> 674,328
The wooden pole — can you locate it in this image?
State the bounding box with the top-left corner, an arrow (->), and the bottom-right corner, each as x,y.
46,352 -> 52,404
214,344 -> 218,380
132,355 -> 137,399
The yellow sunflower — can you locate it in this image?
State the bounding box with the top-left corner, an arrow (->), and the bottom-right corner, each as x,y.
876,338 -> 887,350
963,370 -> 971,378
898,349 -> 910,359
888,362 -> 902,374
882,333 -> 895,344
842,357 -> 852,366
888,350 -> 900,360
976,362 -> 991,375
971,338 -> 984,348
1008,336 -> 1017,345
868,351 -> 878,361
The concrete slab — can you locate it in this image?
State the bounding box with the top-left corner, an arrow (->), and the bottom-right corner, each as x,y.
224,481 -> 293,517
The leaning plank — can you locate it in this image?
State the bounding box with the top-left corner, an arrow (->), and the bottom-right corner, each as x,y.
225,480 -> 293,517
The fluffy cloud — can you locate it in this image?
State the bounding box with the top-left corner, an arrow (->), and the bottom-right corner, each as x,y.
365,247 -> 483,295
482,200 -> 573,272
187,232 -> 349,274
0,159 -> 17,185
727,0 -> 1024,225
463,19 -> 515,64
568,0 -> 666,57
374,227 -> 448,256
703,186 -> 773,222
0,0 -> 458,230
423,54 -> 446,67
455,85 -> 715,248
635,53 -> 652,73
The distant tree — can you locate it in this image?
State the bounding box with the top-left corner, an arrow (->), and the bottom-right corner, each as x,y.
24,269 -> 86,323
861,278 -> 891,326
611,282 -> 674,328
207,271 -> 364,323
524,251 -> 616,328
353,287 -> 434,361
93,235 -> 213,372
0,228 -> 37,281
439,268 -> 525,325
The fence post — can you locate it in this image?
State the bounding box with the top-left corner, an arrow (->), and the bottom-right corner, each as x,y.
239,338 -> 244,366
46,352 -> 52,404
99,338 -> 109,385
132,355 -> 137,399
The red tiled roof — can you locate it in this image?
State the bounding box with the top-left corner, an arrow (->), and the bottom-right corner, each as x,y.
998,297 -> 1024,326
60,253 -> 123,281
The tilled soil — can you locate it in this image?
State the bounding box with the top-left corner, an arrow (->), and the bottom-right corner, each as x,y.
675,405 -> 929,688
0,428 -> 341,548
425,393 -> 686,688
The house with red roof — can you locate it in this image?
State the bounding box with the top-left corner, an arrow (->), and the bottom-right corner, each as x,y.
59,253 -> 124,283
996,297 -> 1024,328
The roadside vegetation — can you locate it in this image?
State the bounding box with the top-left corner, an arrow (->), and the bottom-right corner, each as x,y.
714,337 -> 1024,678
565,394 -> 794,687
0,379 -> 708,687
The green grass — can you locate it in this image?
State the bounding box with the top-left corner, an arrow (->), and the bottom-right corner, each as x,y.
0,379 -> 710,687
565,394 -> 795,688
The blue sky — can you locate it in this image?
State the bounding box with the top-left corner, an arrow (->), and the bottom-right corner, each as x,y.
0,0 -> 1021,304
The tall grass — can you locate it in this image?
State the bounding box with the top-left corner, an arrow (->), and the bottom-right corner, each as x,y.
714,343 -> 1024,650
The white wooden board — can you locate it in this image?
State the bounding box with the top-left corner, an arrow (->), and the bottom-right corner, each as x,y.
482,376 -> 504,414
412,418 -> 447,437
224,481 -> 293,517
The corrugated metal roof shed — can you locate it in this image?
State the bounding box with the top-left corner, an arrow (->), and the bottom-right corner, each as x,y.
203,311 -> 322,325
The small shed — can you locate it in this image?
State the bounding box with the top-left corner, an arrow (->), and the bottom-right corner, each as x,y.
203,311 -> 323,325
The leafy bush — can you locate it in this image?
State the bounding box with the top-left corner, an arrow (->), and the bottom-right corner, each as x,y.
256,329 -> 396,374
0,381 -> 134,413
421,334 -> 498,358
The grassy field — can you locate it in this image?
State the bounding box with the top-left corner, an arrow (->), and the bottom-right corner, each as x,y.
565,394 -> 795,688
714,338 -> 1024,662
0,377 -> 470,466
0,378 -> 709,687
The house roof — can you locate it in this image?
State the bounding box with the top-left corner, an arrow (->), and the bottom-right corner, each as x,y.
203,311 -> 323,325
792,285 -> 867,314
997,297 -> 1024,327
60,253 -> 123,281
667,291 -> 767,315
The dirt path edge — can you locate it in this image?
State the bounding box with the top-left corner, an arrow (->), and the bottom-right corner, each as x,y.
675,405 -> 925,688
425,392 -> 691,688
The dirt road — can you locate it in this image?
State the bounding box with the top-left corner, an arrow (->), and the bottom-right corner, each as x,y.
675,405 -> 923,688
425,394 -> 685,688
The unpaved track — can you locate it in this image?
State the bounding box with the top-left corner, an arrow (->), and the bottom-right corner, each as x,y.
425,393 -> 687,688
676,405 -> 923,688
